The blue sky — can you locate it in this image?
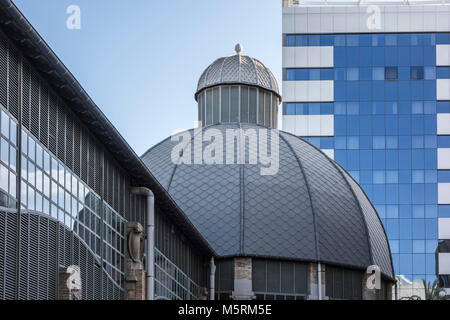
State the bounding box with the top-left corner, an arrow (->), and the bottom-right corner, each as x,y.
13,0 -> 282,155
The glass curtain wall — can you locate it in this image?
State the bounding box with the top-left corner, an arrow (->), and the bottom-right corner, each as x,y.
0,105 -> 126,288
284,32 -> 450,286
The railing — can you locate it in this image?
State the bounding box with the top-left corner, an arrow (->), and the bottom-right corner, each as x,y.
154,248 -> 203,300
283,0 -> 450,7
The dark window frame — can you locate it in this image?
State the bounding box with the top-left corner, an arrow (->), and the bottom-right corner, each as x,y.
411,66 -> 424,80
384,67 -> 398,81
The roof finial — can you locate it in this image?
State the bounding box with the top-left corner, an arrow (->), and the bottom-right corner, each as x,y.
235,43 -> 243,55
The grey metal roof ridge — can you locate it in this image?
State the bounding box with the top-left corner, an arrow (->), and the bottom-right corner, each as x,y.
278,131 -> 320,262
277,128 -> 395,280
334,163 -> 396,280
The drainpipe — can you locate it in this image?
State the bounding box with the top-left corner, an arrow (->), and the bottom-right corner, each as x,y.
131,187 -> 155,300
394,281 -> 398,301
318,263 -> 322,300
210,257 -> 216,300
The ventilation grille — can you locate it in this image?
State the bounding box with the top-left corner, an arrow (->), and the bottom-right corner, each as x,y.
4,213 -> 17,299
65,116 -> 74,169
0,37 -> 7,108
21,63 -> 30,130
48,219 -> 57,299
57,104 -> 65,162
73,124 -> 81,176
81,128 -> 88,183
7,47 -> 19,118
38,216 -> 49,299
88,141 -> 95,192
30,70 -> 40,139
39,85 -> 49,148
28,214 -> 39,299
18,214 -> 29,299
48,94 -> 57,155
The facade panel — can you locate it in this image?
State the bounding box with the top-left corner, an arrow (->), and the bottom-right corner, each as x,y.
438,183 -> 450,204
282,47 -> 334,68
282,80 -> 334,102
438,148 -> 450,169
439,253 -> 450,274
436,44 -> 450,66
437,79 -> 450,100
439,217 -> 450,239
437,113 -> 450,135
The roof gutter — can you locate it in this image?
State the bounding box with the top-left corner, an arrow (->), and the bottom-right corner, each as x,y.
0,0 -> 138,169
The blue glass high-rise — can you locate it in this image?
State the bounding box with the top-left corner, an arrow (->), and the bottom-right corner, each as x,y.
283,32 -> 450,285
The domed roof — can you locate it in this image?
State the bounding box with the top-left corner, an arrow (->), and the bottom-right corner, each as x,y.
195,44 -> 280,101
142,124 -> 394,280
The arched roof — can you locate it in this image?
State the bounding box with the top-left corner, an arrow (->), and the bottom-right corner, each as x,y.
142,123 -> 394,280
195,53 -> 280,101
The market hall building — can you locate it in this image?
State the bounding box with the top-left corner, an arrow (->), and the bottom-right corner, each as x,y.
0,0 -> 394,300
0,0 -> 213,300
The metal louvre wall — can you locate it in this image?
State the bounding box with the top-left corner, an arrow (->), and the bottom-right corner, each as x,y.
214,259 -> 234,297
325,265 -> 363,300
7,42 -> 18,119
0,210 -> 123,300
0,23 -> 211,300
48,93 -> 57,155
28,214 -> 39,299
0,30 -> 130,299
0,36 -> 6,108
252,259 -> 308,298
29,68 -> 39,140
155,208 -> 208,288
2,211 -> 17,299
127,192 -> 146,227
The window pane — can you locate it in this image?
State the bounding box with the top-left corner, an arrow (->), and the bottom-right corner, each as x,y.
9,171 -> 16,198
281,262 -> 294,293
240,86 -> 249,123
411,66 -> 424,80
213,87 -> 220,124
252,260 -> 266,292
205,89 -> 213,126
36,144 -> 43,168
264,93 -> 271,127
10,121 -> 17,146
221,86 -> 230,123
1,138 -> 8,164
373,67 -> 384,80
43,174 -> 50,198
230,86 -> 239,122
51,158 -> 58,180
28,185 -> 35,210
28,137 -> 35,162
267,261 -> 280,292
249,87 -> 257,124
385,67 -> 398,80
0,164 -> 8,192
1,110 -> 9,139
